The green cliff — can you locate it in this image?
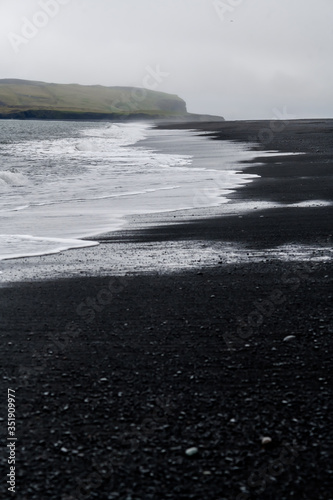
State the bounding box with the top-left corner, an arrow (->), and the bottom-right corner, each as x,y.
0,79 -> 224,122
0,79 -> 189,120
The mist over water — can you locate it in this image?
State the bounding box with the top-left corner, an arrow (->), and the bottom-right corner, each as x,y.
0,120 -> 264,261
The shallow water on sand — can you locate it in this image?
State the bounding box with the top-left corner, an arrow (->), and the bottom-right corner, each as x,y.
0,120 -> 291,261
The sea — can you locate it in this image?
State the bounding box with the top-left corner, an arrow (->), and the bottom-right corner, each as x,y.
0,120 -> 270,262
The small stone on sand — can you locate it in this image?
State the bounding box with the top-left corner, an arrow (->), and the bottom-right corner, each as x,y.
283,335 -> 296,342
185,447 -> 199,456
261,437 -> 272,446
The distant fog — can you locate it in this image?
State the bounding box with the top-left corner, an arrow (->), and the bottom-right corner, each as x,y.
1,0 -> 333,119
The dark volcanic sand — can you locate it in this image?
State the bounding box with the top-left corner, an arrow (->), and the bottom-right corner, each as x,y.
0,120 -> 332,500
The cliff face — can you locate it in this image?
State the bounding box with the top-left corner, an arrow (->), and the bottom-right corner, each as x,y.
0,79 -> 188,120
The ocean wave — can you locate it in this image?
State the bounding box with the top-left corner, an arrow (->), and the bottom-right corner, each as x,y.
0,122 -> 266,262
0,170 -> 29,189
80,122 -> 148,146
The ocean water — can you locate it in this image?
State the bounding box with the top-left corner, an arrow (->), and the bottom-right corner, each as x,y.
0,120 -> 269,261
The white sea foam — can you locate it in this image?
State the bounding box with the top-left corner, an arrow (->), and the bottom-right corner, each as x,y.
0,170 -> 29,189
0,234 -> 98,261
0,121 -> 304,264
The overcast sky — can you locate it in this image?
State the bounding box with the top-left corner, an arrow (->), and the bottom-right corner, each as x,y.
1,0 -> 332,119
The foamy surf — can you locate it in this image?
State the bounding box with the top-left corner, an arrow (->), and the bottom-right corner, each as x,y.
0,234 -> 98,261
0,120 -> 296,263
0,170 -> 29,189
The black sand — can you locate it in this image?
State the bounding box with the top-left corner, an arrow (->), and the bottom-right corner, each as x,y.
0,119 -> 332,499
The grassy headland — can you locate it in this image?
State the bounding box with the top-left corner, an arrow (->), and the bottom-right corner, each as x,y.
0,79 -> 223,121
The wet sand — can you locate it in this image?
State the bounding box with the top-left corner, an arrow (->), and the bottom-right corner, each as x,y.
0,119 -> 332,499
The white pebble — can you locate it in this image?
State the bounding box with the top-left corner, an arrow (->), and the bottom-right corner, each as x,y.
261,437 -> 272,445
185,447 -> 199,456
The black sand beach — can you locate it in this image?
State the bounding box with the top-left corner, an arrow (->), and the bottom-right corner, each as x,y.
1,120 -> 332,499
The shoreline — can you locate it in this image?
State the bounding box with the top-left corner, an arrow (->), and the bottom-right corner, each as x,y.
0,119 -> 332,499
0,123 -> 266,268
0,125 -> 293,277
3,120 -> 330,280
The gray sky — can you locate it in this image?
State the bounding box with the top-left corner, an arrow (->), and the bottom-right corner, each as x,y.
1,0 -> 332,119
